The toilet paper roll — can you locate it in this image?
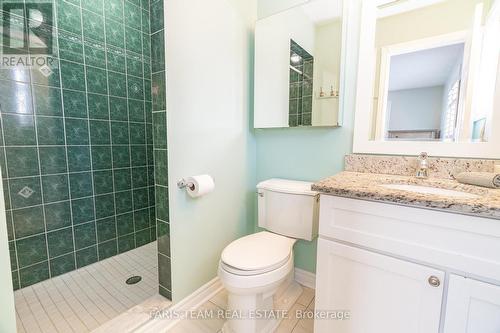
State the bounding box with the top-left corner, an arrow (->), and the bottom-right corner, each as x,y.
186,175 -> 215,198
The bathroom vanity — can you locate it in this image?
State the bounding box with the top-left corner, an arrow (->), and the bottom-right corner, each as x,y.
312,165 -> 500,333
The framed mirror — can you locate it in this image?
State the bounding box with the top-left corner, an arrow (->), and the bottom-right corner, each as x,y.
353,0 -> 500,158
254,0 -> 347,128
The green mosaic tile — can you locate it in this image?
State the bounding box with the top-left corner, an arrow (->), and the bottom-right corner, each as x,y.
76,246 -> 98,268
57,0 -> 82,35
142,33 -> 151,58
94,193 -> 115,219
152,71 -> 166,110
135,228 -> 150,246
2,114 -> 36,146
60,61 -> 86,91
45,201 -> 72,231
124,1 -> 142,31
86,66 -> 108,94
128,99 -> 144,122
39,147 -> 67,174
96,217 -> 116,242
145,102 -> 152,123
104,0 -> 124,22
154,149 -> 168,186
158,254 -> 171,290
133,187 -> 148,210
105,17 -> 125,48
47,227 -> 74,257
134,208 -> 149,230
116,212 -> 133,236
155,185 -> 168,221
19,261 -> 49,288
5,147 -> 39,177
6,211 -> 14,240
141,9 -> 150,34
115,190 -> 132,214
93,170 -> 113,194
12,206 -> 45,239
113,168 -> 131,191
69,172 -> 93,198
152,112 -> 167,149
118,234 -> 135,253
150,0 -> 164,34
125,27 -> 142,54
82,0 -> 103,15
151,30 -> 164,73
107,46 -> 126,73
33,85 -> 63,116
132,166 -> 148,188
127,76 -> 144,100
112,146 -> 130,168
36,116 -> 65,145
108,71 -> 127,97
42,174 -> 70,203
111,121 -> 129,145
87,93 -> 109,119
74,222 -> 97,249
91,146 -> 112,170
84,40 -> 107,69
50,253 -> 76,277
0,80 -> 33,114
16,234 -> 47,267
63,89 -> 88,118
71,197 -> 95,224
31,60 -> 61,88
157,220 -> 170,254
11,271 -> 20,290
109,97 -> 128,121
89,120 -> 111,145
65,118 -> 90,145
9,177 -> 43,209
58,31 -> 84,64
67,146 -> 91,172
131,146 -> 147,167
9,242 -> 17,271
98,239 -> 117,259
83,10 -> 105,42
127,53 -> 143,78
129,123 -> 145,144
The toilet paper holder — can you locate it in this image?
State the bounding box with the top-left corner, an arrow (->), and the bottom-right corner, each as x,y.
177,178 -> 195,190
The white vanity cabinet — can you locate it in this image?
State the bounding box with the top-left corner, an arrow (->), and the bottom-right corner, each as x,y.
444,275 -> 500,333
314,195 -> 500,333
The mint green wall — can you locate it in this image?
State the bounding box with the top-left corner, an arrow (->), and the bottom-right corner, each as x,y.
255,0 -> 360,273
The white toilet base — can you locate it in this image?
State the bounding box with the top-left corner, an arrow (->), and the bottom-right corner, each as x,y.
221,276 -> 303,333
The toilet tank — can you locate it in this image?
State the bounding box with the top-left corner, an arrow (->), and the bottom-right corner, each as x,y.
257,179 -> 319,241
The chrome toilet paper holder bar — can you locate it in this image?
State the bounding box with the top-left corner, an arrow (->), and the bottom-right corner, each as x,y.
177,178 -> 195,190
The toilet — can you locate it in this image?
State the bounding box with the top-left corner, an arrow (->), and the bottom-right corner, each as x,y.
218,179 -> 319,333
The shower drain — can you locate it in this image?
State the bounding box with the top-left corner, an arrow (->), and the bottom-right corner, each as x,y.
126,276 -> 142,285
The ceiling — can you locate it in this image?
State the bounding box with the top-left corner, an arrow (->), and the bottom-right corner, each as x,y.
301,0 -> 343,24
389,43 -> 465,91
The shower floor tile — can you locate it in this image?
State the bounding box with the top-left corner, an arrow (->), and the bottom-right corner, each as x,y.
14,242 -> 161,333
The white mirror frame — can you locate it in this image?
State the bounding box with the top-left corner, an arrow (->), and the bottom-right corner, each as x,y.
352,0 -> 500,158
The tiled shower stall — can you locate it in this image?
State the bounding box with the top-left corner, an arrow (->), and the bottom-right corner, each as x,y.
0,0 -> 171,311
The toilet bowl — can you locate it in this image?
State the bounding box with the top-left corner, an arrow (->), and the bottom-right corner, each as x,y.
218,232 -> 298,333
218,179 -> 320,333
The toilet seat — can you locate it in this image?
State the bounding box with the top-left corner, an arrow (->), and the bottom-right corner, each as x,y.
220,231 -> 296,276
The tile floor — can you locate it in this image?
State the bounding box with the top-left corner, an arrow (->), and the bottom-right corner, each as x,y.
14,242 -> 160,333
168,285 -> 316,333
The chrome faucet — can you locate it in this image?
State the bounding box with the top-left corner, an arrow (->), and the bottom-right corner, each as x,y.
416,152 -> 429,179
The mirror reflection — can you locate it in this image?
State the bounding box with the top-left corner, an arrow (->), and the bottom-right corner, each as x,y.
254,0 -> 344,128
372,0 -> 499,142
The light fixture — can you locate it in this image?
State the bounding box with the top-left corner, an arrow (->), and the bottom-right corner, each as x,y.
290,53 -> 302,64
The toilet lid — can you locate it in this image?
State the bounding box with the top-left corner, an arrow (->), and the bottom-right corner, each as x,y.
221,232 -> 296,273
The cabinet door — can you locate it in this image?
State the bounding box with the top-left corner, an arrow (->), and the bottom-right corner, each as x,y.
314,239 -> 444,333
444,275 -> 500,333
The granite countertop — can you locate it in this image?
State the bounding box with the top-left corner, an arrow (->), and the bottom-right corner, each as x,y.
312,171 -> 500,220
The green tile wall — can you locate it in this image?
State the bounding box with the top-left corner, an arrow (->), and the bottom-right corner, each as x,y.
150,0 -> 171,300
0,0 -> 158,290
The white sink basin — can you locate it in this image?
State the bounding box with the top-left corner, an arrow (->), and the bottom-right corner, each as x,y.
380,184 -> 480,199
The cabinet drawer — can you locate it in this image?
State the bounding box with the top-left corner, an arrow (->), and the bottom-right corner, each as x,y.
319,196 -> 500,282
315,239 -> 444,333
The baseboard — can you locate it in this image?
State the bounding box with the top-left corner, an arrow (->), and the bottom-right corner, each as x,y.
295,268 -> 316,289
135,277 -> 223,333
135,270 -> 315,332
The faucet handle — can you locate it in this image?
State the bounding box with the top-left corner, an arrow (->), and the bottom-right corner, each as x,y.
418,152 -> 428,161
